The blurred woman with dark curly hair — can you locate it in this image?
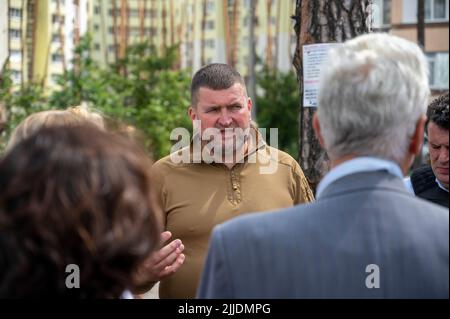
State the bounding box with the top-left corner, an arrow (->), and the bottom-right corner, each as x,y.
0,124 -> 161,298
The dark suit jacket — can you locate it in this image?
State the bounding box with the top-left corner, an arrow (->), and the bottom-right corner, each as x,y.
197,171 -> 449,298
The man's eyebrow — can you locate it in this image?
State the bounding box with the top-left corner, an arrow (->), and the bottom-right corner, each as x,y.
225,99 -> 243,106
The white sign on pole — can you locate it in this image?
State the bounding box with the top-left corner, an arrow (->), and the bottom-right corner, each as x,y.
302,43 -> 341,107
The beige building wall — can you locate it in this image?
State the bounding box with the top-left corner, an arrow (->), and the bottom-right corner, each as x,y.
87,0 -> 297,77
387,0 -> 449,90
0,0 -> 8,70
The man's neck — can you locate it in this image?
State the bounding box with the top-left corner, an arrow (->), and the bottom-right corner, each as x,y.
330,154 -> 357,169
222,140 -> 250,170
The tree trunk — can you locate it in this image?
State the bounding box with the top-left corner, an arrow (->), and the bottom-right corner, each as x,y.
201,0 -> 208,66
248,0 -> 258,119
231,0 -> 240,67
98,0 -> 108,64
119,0 -> 127,61
56,0 -> 66,73
287,0 -> 295,64
170,0 -> 175,46
417,0 -> 425,49
20,0 -> 26,88
162,0 -> 168,50
265,0 -> 273,69
274,0 -> 282,69
150,0 -> 156,46
7,0 -> 10,57
138,0 -> 145,42
293,0 -> 371,191
112,0 -> 119,64
189,0 -> 196,68
25,0 -> 36,82
223,0 -> 231,64
177,1 -> 187,69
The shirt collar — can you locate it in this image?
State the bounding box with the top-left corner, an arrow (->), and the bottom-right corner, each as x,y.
436,178 -> 449,193
316,156 -> 404,199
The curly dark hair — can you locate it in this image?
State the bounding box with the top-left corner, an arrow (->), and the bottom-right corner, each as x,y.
0,125 -> 161,298
427,92 -> 449,131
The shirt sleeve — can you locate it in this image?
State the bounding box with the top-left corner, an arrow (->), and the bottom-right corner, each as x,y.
292,160 -> 315,204
150,162 -> 168,227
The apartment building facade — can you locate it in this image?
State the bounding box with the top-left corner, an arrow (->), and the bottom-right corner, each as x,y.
2,0 -> 448,92
86,0 -> 297,76
374,0 -> 449,91
3,0 -> 89,88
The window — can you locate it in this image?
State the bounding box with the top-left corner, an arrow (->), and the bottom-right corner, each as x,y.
11,70 -> 21,84
425,0 -> 449,21
52,34 -> 61,42
205,20 -> 215,30
94,24 -> 100,31
403,0 -> 449,23
94,43 -> 100,50
129,27 -> 140,37
427,52 -> 449,89
108,9 -> 120,16
202,39 -> 215,49
244,15 -> 250,27
94,6 -> 100,14
9,29 -> 21,39
50,73 -> 60,84
10,50 -> 22,62
129,9 -> 139,18
147,27 -> 158,36
372,0 -> 391,28
52,53 -> 63,62
147,9 -> 158,18
52,14 -> 65,24
271,16 -> 277,26
206,0 -> 215,14
9,8 -> 22,19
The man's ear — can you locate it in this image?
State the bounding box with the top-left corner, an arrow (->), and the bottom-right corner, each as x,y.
247,97 -> 253,115
313,113 -> 326,148
188,106 -> 197,121
409,115 -> 426,156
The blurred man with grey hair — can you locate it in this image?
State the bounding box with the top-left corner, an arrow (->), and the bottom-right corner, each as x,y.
198,33 -> 449,299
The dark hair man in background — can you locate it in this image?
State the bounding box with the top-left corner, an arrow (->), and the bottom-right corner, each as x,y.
406,92 -> 449,207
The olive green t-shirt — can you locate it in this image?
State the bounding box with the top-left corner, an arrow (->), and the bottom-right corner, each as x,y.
152,139 -> 314,299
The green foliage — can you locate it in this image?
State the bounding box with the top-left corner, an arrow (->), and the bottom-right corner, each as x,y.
1,35 -> 192,159
1,37 -> 300,161
256,67 -> 299,159
0,65 -> 50,150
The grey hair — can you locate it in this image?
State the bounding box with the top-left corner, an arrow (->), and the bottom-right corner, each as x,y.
317,33 -> 430,164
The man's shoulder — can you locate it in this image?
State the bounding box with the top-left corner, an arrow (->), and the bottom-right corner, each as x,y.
152,146 -> 191,171
259,145 -> 300,169
410,165 -> 438,194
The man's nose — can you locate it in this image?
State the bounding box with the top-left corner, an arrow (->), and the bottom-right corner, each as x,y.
438,147 -> 449,163
218,110 -> 233,127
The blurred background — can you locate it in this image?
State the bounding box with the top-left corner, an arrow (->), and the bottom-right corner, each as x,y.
0,0 -> 448,161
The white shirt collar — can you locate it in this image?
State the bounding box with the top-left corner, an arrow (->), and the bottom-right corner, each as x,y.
316,157 -> 404,199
